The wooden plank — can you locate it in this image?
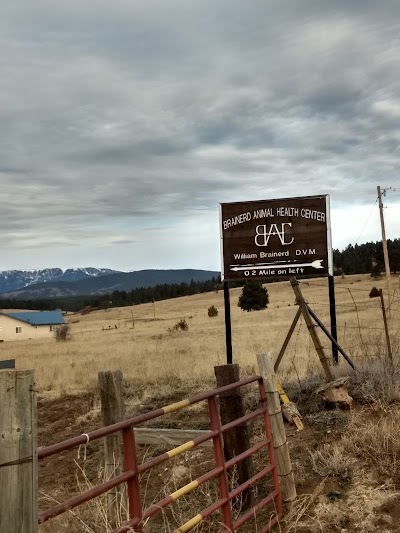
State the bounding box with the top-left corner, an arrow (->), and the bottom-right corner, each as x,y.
133,428 -> 212,448
275,380 -> 304,431
0,370 -> 37,533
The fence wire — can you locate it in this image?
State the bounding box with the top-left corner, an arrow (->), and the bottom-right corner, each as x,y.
295,278 -> 400,362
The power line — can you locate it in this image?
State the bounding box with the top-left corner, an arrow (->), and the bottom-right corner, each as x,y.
355,197 -> 378,246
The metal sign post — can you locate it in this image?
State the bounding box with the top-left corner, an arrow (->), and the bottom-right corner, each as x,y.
328,275 -> 339,365
223,281 -> 233,365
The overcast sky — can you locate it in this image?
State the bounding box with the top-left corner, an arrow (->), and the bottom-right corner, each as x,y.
1,1 -> 399,272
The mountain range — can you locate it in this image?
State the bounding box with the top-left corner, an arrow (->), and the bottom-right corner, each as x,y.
0,268 -> 219,299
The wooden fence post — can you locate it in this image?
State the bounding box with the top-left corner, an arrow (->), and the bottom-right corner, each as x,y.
0,369 -> 37,533
214,364 -> 254,510
257,354 -> 297,510
379,289 -> 393,364
98,370 -> 126,528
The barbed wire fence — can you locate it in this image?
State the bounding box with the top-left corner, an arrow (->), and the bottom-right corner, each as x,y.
297,279 -> 400,364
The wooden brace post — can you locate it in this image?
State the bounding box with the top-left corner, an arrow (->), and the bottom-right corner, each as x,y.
290,278 -> 334,381
257,354 -> 296,510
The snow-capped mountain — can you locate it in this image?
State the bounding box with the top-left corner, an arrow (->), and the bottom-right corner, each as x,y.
0,268 -> 220,299
0,268 -> 119,294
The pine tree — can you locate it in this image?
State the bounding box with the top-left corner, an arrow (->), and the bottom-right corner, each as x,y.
370,262 -> 382,279
238,281 -> 269,312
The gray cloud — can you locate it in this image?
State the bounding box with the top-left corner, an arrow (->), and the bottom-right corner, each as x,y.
0,1 -> 399,270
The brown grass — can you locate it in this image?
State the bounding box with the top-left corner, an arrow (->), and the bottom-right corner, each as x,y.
5,273 -> 400,532
4,273 -> 400,395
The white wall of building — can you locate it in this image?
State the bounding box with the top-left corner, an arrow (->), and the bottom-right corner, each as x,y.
0,314 -> 58,342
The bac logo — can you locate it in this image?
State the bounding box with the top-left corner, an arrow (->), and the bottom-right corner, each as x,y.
255,223 -> 294,247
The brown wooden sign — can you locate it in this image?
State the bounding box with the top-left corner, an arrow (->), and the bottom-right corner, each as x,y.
220,195 -> 333,281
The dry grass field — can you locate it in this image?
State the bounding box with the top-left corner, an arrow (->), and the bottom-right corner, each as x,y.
3,273 -> 400,533
3,273 -> 399,395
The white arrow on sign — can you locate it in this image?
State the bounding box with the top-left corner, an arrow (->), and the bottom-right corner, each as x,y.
230,259 -> 324,271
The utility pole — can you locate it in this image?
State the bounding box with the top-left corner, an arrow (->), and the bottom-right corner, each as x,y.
377,186 -> 393,319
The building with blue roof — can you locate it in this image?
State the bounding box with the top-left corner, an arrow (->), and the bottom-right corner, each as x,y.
0,310 -> 65,342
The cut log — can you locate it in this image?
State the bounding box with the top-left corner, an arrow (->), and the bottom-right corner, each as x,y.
316,377 -> 353,410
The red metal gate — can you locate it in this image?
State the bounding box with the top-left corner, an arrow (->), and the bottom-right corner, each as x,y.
38,376 -> 282,532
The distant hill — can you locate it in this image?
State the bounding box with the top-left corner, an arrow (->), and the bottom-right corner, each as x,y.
0,269 -> 220,299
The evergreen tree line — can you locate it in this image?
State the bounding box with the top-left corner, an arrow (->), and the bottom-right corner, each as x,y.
333,238 -> 400,275
0,239 -> 398,312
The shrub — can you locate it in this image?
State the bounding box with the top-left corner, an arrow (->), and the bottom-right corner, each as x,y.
169,319 -> 189,332
208,305 -> 218,317
55,324 -> 70,341
369,286 -> 380,298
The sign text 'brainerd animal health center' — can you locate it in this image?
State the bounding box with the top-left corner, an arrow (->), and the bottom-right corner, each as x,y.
220,195 -> 333,281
